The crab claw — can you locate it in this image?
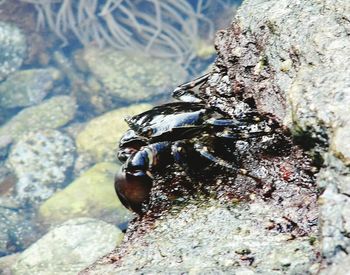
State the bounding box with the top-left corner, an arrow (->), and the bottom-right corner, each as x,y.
114,165 -> 152,214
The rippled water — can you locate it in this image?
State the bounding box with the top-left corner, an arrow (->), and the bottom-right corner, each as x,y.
0,0 -> 242,272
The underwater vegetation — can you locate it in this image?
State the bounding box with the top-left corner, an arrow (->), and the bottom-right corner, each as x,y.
20,0 -> 237,68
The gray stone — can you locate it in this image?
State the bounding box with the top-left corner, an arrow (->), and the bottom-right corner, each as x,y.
0,21 -> 26,81
11,218 -> 123,275
8,129 -> 75,203
86,200 -> 318,274
0,253 -> 19,275
0,68 -> 62,108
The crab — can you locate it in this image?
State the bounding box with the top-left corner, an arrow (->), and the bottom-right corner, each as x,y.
115,73 -> 278,213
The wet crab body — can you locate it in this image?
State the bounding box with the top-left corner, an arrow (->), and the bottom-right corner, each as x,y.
115,74 -> 276,213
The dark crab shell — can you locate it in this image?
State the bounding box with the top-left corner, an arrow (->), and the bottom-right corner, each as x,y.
125,102 -> 213,141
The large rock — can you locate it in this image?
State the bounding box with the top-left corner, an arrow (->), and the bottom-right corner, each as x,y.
0,95 -> 76,141
11,218 -> 123,275
83,0 -> 350,274
0,68 -> 62,108
86,200 -> 318,274
76,104 -> 151,162
39,162 -> 131,225
235,0 -> 350,272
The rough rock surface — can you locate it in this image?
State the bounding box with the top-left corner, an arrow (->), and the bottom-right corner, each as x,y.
0,68 -> 62,108
11,218 -> 123,275
235,0 -> 350,272
83,0 -> 349,274
87,200 -> 318,274
0,21 -> 26,81
8,129 -> 75,203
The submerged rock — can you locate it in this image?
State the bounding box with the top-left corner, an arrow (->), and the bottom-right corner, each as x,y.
0,21 -> 26,81
78,47 -> 188,102
39,162 -> 132,225
0,95 -> 76,141
11,218 -> 123,275
8,129 -> 75,202
0,198 -> 41,257
0,68 -> 62,108
8,129 -> 75,203
76,103 -> 152,162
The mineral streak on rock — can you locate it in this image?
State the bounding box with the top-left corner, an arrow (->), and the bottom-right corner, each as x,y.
82,0 -> 349,273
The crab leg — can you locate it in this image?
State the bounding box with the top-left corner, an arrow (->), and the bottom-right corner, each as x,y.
172,73 -> 210,102
193,143 -> 262,183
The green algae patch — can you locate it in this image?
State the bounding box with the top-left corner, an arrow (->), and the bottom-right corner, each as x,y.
0,96 -> 76,141
39,162 -> 126,225
76,103 -> 152,162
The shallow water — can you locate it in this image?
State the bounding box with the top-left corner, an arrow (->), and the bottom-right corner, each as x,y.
0,0 -> 242,269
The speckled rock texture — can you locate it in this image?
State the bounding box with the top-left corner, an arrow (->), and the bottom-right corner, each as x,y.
82,0 -> 349,274
11,218 -> 123,275
0,198 -> 41,257
0,21 -> 26,81
86,199 -> 319,274
8,129 -> 75,203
